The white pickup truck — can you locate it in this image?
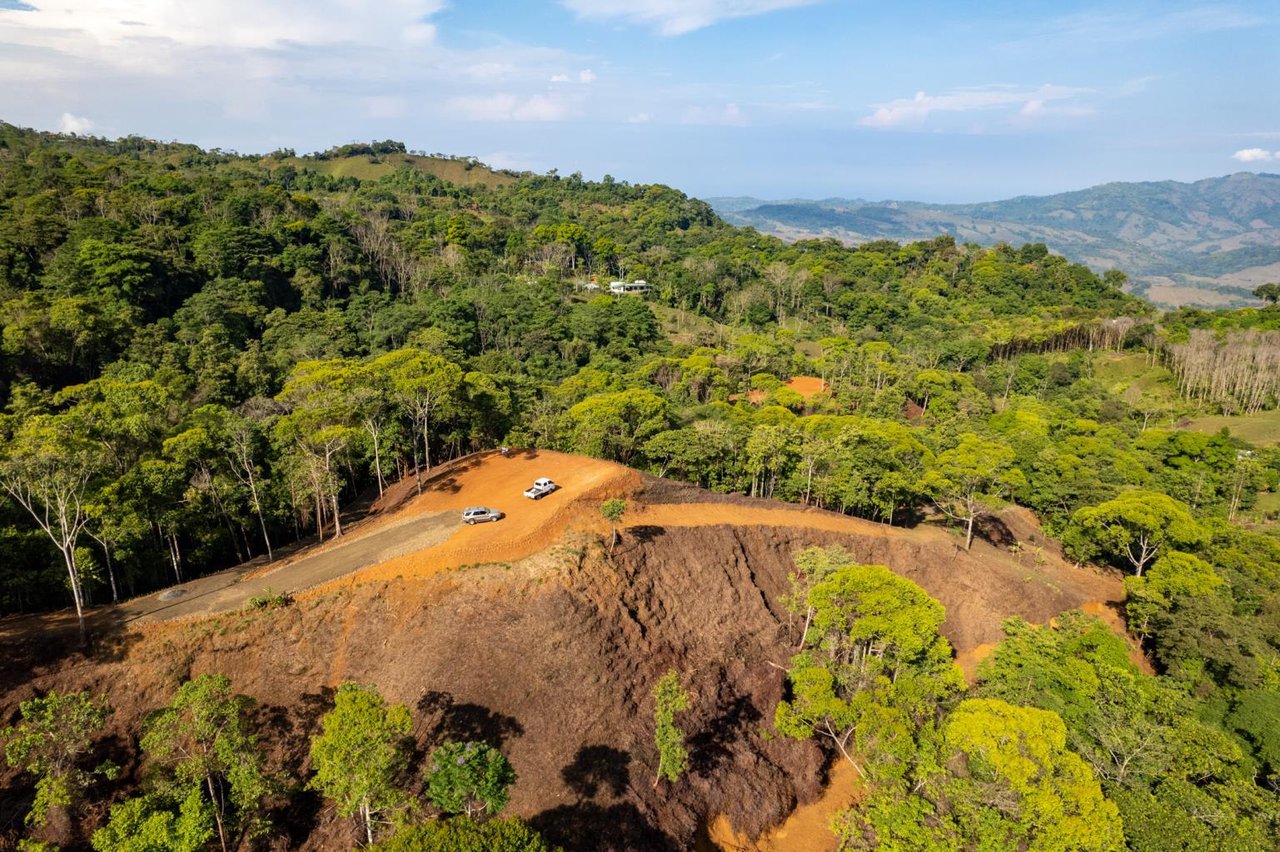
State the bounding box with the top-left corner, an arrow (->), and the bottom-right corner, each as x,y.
523,477 -> 558,499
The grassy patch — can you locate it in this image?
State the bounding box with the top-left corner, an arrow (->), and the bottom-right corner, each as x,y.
1092,353 -> 1179,401
1178,410 -> 1280,446
1248,491 -> 1280,521
246,588 -> 293,611
280,154 -> 518,188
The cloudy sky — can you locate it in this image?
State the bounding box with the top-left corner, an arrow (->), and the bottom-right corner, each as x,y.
2,0 -> 1277,201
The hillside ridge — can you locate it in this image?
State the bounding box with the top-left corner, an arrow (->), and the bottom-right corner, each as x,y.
709,172 -> 1280,308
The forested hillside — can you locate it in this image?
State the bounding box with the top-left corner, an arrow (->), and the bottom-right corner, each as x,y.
712,172 -> 1280,308
2,123 -> 1279,850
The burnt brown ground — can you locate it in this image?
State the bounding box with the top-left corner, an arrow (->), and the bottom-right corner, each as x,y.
0,451 -> 1127,851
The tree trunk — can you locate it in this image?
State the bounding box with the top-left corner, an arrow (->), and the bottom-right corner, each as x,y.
168,533 -> 183,583
246,468 -> 273,562
422,415 -> 433,472
61,546 -> 87,645
370,428 -> 385,497
102,542 -> 118,603
207,774 -> 228,852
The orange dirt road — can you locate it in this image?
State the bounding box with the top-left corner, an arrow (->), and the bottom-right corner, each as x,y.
317,449 -> 640,587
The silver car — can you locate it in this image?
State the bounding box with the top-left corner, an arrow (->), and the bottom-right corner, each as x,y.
461,506 -> 503,524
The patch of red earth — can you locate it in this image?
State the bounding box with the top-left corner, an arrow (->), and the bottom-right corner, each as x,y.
731,376 -> 830,405
310,449 -> 641,590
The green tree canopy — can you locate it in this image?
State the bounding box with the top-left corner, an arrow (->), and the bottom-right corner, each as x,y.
941,698 -> 1124,851
652,670 -> 690,788
922,432 -> 1024,550
139,674 -> 270,852
424,741 -> 517,819
309,683 -> 413,845
91,790 -> 215,852
775,562 -> 962,774
2,690 -> 115,831
1064,491 -> 1208,575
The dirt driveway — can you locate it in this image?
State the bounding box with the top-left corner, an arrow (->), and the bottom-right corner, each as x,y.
118,510 -> 459,623
120,448 -> 638,621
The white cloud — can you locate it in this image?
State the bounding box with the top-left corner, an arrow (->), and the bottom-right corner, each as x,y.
861,84 -> 1090,128
1030,7 -> 1261,45
682,102 -> 746,126
58,112 -> 94,134
466,63 -> 516,81
447,93 -> 521,122
627,112 -> 651,123
446,92 -> 577,122
0,1 -> 592,145
478,150 -> 543,172
578,68 -> 596,84
0,1 -> 443,55
550,73 -> 571,83
560,0 -> 820,36
1232,148 -> 1275,163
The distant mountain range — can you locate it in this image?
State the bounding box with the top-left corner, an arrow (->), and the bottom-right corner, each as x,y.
708,173 -> 1280,308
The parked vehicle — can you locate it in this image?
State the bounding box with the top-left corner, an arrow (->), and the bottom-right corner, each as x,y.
461,506 -> 503,524
523,478 -> 558,499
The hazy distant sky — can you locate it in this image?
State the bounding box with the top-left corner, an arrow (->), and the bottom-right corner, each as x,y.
2,1 -> 1277,201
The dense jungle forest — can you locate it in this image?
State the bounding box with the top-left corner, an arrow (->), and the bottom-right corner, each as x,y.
1,124 -> 1278,850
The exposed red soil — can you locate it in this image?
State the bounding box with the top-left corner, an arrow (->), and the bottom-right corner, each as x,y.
0,453 -> 1130,851
735,376 -> 830,405
319,449 -> 641,587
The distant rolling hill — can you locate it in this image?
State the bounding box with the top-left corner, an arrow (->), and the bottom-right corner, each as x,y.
709,173 -> 1280,308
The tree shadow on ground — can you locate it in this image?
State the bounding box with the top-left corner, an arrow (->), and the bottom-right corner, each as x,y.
561,745 -> 632,800
529,802 -> 677,852
0,605 -> 142,700
416,690 -> 524,749
973,513 -> 1017,549
252,687 -> 335,845
688,694 -> 760,778
624,525 -> 667,546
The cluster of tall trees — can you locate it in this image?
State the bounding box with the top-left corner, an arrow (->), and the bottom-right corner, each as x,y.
1167,329 -> 1280,413
2,675 -> 545,850
775,548 -> 1280,851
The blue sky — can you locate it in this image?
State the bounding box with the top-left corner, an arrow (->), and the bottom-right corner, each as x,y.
1,0 -> 1277,201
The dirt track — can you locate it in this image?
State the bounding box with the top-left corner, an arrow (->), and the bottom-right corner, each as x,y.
329,449 -> 640,586
97,449 -> 1123,655
119,512 -> 458,623
107,449 -> 638,622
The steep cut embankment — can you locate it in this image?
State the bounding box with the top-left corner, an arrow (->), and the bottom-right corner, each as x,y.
0,455 -> 1126,850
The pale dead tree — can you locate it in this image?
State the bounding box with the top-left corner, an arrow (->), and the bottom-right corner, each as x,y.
528,243 -> 574,278
1100,317 -> 1135,351
724,283 -> 770,325
0,416 -> 102,643
763,262 -> 800,321
1168,329 -> 1280,413
351,210 -> 420,293
223,417 -> 273,563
